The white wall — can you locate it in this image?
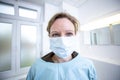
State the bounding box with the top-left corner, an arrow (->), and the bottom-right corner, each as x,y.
78,0 -> 120,64
78,0 -> 120,25
78,0 -> 120,80
62,2 -> 79,21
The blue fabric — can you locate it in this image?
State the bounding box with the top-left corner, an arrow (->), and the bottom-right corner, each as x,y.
26,54 -> 97,80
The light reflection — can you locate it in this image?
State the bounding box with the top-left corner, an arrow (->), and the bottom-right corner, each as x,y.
81,13 -> 120,31
19,7 -> 37,19
0,22 -> 12,72
0,3 -> 14,15
20,25 -> 37,68
21,25 -> 37,43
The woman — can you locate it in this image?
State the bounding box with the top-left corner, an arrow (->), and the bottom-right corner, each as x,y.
26,12 -> 97,80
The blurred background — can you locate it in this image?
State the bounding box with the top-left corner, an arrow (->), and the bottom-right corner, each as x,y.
0,0 -> 120,80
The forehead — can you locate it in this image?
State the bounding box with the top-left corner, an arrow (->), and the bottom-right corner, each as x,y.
50,18 -> 74,31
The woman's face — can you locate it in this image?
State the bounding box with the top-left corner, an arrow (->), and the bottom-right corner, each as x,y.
49,18 -> 75,37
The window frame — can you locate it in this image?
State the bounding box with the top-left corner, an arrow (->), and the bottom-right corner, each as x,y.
16,21 -> 41,74
0,0 -> 41,22
0,18 -> 16,79
17,1 -> 41,22
0,0 -> 42,79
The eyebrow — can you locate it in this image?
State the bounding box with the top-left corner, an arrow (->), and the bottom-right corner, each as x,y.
54,29 -> 74,32
51,30 -> 74,33
65,30 -> 74,32
50,31 -> 60,34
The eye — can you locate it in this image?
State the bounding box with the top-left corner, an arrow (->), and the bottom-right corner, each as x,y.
51,33 -> 60,37
66,32 -> 73,37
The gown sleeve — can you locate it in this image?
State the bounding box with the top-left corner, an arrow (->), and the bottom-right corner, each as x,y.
88,61 -> 97,80
26,65 -> 35,80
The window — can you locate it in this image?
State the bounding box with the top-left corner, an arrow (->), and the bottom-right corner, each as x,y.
82,13 -> 120,45
0,2 -> 14,15
113,24 -> 120,45
90,27 -> 111,45
19,7 -> 37,19
20,25 -> 37,68
0,1 -> 41,79
0,22 -> 12,72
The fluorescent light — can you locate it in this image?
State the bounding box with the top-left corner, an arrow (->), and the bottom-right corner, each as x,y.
81,13 -> 120,31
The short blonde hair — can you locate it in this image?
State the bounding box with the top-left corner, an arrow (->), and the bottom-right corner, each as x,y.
47,12 -> 79,34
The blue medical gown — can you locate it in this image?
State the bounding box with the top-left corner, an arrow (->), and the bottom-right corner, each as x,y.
26,54 -> 97,80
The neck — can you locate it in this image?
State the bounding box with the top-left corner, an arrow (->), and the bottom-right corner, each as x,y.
52,55 -> 72,63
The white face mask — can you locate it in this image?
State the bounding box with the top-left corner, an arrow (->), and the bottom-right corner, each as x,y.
49,36 -> 77,58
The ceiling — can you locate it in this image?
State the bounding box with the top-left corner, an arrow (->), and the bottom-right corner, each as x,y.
21,0 -> 87,8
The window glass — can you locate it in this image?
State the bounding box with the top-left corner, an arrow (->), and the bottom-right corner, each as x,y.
0,22 -> 12,72
0,2 -> 14,15
19,7 -> 37,19
20,25 -> 37,68
113,24 -> 120,45
90,27 -> 111,45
